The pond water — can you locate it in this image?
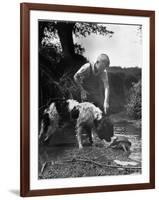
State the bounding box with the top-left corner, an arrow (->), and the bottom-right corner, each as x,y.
114,121 -> 142,163
114,121 -> 141,138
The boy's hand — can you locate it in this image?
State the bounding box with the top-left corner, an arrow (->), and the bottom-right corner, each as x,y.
104,102 -> 109,114
81,90 -> 89,101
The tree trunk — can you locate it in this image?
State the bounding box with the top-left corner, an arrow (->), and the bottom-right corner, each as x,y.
57,22 -> 75,58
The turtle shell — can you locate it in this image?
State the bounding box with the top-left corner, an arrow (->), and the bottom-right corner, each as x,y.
110,136 -> 131,146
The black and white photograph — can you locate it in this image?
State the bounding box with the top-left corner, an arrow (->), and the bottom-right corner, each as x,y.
38,19 -> 142,179
20,3 -> 155,196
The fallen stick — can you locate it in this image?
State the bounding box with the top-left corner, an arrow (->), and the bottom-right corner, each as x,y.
51,158 -> 142,170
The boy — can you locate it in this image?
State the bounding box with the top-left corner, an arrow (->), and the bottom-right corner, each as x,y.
74,53 -> 110,114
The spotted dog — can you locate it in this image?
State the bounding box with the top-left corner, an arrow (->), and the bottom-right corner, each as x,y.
39,99 -> 114,149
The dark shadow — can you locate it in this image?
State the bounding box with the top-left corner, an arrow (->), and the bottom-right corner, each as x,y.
9,189 -> 19,196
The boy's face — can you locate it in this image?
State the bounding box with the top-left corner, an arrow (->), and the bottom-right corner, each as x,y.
94,55 -> 109,75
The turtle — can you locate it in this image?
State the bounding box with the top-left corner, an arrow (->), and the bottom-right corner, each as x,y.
108,136 -> 131,152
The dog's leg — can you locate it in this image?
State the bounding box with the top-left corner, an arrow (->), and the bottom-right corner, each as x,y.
88,130 -> 93,145
76,126 -> 83,149
91,127 -> 96,144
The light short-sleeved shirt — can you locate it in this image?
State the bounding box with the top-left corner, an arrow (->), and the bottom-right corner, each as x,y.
74,63 -> 109,111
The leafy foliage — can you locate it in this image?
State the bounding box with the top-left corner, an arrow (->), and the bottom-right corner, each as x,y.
41,28 -> 62,53
73,22 -> 114,38
57,72 -> 82,101
39,21 -> 114,56
74,43 -> 85,55
107,67 -> 141,113
126,81 -> 141,119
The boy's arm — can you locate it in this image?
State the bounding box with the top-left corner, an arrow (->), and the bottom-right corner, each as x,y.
74,63 -> 91,100
102,70 -> 109,114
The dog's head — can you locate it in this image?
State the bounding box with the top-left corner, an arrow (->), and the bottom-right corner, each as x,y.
96,116 -> 114,142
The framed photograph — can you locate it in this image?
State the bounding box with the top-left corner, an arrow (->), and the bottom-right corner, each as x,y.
20,3 -> 155,197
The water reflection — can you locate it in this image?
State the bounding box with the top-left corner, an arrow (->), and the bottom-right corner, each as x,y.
114,121 -> 141,139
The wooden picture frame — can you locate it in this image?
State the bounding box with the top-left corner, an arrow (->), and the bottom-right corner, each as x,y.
20,3 -> 155,197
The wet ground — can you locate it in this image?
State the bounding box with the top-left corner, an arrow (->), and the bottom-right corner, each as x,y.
39,112 -> 142,179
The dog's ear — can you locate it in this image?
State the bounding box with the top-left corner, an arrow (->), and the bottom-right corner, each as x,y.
70,107 -> 79,119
